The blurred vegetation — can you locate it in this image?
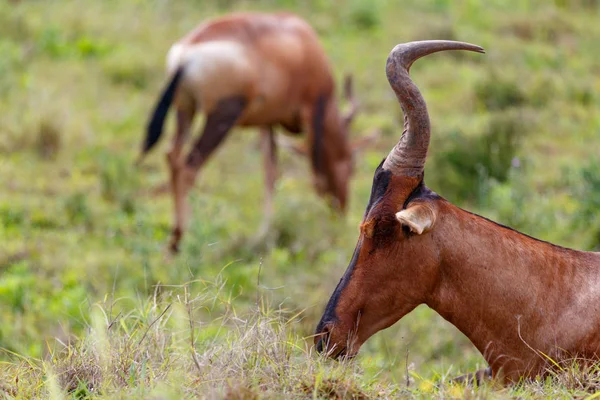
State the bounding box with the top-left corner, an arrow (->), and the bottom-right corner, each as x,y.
0,0 -> 599,397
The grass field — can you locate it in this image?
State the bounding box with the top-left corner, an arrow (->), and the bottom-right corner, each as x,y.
1,0 -> 600,398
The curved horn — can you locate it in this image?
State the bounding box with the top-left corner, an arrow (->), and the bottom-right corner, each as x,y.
382,40 -> 485,177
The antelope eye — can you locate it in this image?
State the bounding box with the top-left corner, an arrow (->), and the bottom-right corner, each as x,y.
370,215 -> 397,245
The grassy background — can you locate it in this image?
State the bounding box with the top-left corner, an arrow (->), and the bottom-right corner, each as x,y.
1,0 -> 600,397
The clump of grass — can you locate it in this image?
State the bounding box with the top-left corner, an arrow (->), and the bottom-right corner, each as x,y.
432,109 -> 526,203
300,376 -> 369,399
3,277 -> 600,398
550,359 -> 600,394
36,26 -> 112,60
501,7 -> 575,43
101,46 -> 160,90
568,160 -> 600,250
0,38 -> 25,92
35,117 -> 62,160
0,281 -> 392,398
98,151 -> 139,215
475,71 -> 526,112
64,192 -> 93,228
410,19 -> 456,42
0,205 -> 25,230
0,100 -> 66,159
527,73 -> 557,108
104,61 -> 154,90
0,3 -> 31,43
519,357 -> 600,398
346,0 -> 380,31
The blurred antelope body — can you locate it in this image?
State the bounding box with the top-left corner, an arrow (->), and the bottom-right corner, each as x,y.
166,41 -> 252,112
165,30 -> 317,125
315,40 -> 600,383
141,13 -> 363,252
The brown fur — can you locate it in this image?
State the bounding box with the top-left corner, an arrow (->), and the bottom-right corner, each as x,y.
320,175 -> 600,383
315,41 -> 600,384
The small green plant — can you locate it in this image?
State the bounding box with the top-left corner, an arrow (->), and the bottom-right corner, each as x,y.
102,51 -> 156,90
0,205 -> 25,230
98,152 -> 139,215
0,39 -> 24,92
527,73 -> 556,107
36,27 -> 111,60
570,161 -> 600,250
347,0 -> 380,31
475,72 -> 526,111
0,104 -> 64,157
431,110 -> 525,203
35,117 -> 62,160
64,192 -> 93,228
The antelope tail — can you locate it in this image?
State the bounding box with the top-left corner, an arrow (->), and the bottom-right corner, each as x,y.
140,66 -> 184,157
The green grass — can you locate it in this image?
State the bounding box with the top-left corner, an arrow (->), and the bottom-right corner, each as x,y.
4,285 -> 600,398
1,0 -> 600,398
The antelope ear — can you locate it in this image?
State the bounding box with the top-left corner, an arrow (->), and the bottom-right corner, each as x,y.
395,202 -> 437,235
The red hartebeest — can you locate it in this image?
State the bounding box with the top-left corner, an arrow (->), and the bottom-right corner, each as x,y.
139,12 -> 371,253
315,40 -> 600,383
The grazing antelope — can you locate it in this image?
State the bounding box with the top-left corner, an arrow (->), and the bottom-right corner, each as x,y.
139,12 -> 367,253
315,40 -> 600,383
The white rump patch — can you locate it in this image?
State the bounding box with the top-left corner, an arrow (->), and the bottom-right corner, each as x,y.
166,41 -> 248,82
166,43 -> 186,74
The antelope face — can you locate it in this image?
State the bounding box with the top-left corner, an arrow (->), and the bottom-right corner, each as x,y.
315,151 -> 353,213
316,74 -> 359,213
314,162 -> 441,358
314,40 -> 484,358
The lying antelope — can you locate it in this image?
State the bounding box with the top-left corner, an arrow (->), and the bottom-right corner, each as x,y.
315,40 -> 600,383
139,12 -> 368,252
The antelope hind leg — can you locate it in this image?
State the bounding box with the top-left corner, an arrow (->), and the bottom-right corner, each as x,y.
169,96 -> 247,253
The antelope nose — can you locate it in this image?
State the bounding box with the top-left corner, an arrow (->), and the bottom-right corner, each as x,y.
316,336 -> 326,353
315,325 -> 331,353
